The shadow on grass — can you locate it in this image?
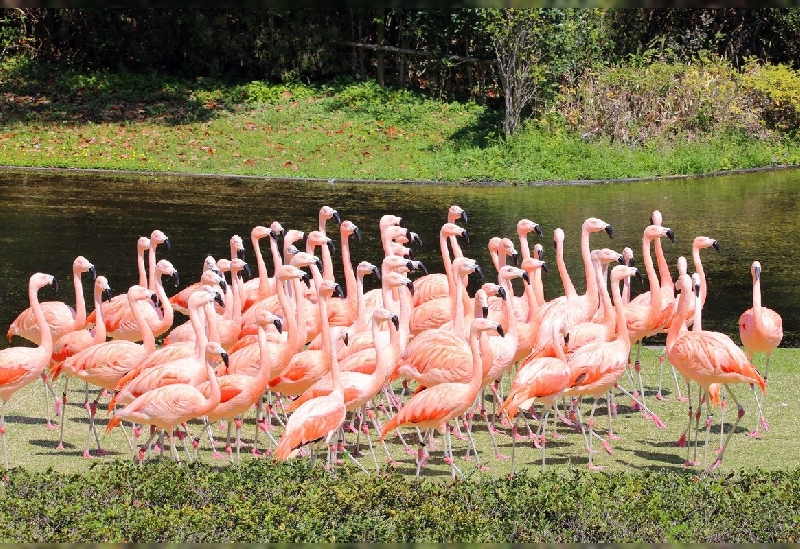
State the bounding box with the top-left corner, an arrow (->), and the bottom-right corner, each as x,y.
1,59 -> 222,127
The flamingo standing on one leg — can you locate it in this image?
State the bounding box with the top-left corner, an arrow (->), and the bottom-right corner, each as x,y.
0,273 -> 57,472
739,260 -> 782,438
668,272 -> 766,472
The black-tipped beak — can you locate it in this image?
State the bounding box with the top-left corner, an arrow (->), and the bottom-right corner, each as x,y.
650,213 -> 655,224
522,272 -> 530,284
617,255 -> 625,265
564,333 -> 570,345
461,229 -> 470,245
553,239 -> 557,250
460,211 -> 468,224
243,263 -> 251,279
397,217 -> 405,228
273,318 -> 283,334
497,286 -> 507,301
89,266 -> 97,280
332,211 -> 341,224
237,248 -> 245,261
315,258 -> 323,271
326,239 -> 336,254
674,286 -> 679,299
406,281 -> 415,297
412,232 -> 422,246
482,305 -> 488,318
221,351 -> 229,368
634,268 -> 643,283
537,248 -> 544,261
474,264 -> 484,279
414,261 -> 428,275
694,281 -> 701,297
333,284 -> 344,298
52,276 -> 59,293
628,257 -> 636,268
755,264 -> 761,281
534,224 -> 543,238
219,279 -> 228,293
666,229 -> 676,243
302,272 -> 311,288
407,249 -> 415,261
343,332 -> 349,346
512,253 -> 519,266
150,293 -> 159,306
102,288 -> 113,302
541,261 -> 550,275
164,238 -> 171,252
391,315 -> 399,331
496,325 -> 505,337
372,266 -> 381,281
214,292 -> 225,309
354,226 -> 362,243
712,240 -> 720,252
171,272 -> 180,288
604,225 -> 614,239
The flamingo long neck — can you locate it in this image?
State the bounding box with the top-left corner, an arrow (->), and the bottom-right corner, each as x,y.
524,270 -> 542,325
555,232 -> 576,299
72,266 -> 88,330
452,269 -> 468,337
137,247 -> 148,288
318,294 -> 341,393
201,346 -> 221,414
666,278 -> 691,352
440,228 -> 456,292
467,326 -> 484,395
147,243 -> 159,292
610,273 -> 631,350
252,322 -> 274,394
229,270 -> 243,324
692,282 -> 703,332
654,235 -> 673,292
397,283 -> 412,355
501,275 -> 518,341
30,281 -> 53,357
129,294 -> 156,354
752,270 -> 765,334
595,258 -> 615,340
190,300 -> 210,362
580,225 -> 599,315
692,243 -> 708,306
643,234 -> 662,319
353,272 -> 368,333
518,229 -> 531,260
268,235 -> 284,289
152,273 -> 175,336
341,232 -> 357,308
203,300 -> 221,345
91,285 -> 107,344
252,232 -> 271,298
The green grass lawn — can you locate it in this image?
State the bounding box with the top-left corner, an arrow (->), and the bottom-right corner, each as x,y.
2,346 -> 795,479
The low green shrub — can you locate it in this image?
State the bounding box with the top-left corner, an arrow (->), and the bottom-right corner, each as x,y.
1,461 -> 797,542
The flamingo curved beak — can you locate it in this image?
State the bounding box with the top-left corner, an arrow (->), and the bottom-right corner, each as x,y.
391,315 -> 399,331
604,225 -> 614,239
273,318 -> 283,334
541,261 -> 550,275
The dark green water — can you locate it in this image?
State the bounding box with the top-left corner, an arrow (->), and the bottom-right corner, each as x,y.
0,168 -> 796,348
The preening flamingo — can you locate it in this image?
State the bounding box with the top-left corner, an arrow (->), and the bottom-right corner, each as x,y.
0,273 -> 56,471
668,272 -> 766,472
739,260 -> 783,437
380,318 -> 503,479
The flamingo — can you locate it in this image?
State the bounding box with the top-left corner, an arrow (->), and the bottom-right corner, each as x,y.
106,340 -> 227,464
162,269 -> 228,347
273,280 -> 348,467
60,285 -> 161,449
241,222 -> 285,311
380,318 -> 504,479
739,260 -> 783,437
499,318 -> 570,475
7,255 -> 95,429
668,272 -> 766,472
562,265 -> 645,470
108,287 -> 225,412
48,275 -> 112,452
326,220 -> 363,327
198,310 -> 283,462
411,222 -> 469,308
0,272 -> 57,471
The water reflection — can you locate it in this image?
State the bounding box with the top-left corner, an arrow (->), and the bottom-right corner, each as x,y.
0,168 -> 796,348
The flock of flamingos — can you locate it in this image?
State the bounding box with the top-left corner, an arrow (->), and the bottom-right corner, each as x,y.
0,204 -> 783,478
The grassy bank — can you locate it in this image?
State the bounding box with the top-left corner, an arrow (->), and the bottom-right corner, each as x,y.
1,58 -> 799,183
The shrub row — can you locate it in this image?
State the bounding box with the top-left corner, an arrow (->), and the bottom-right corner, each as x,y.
1,461 -> 797,542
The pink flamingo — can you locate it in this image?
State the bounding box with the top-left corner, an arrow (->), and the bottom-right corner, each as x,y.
411,222 -> 469,308
273,280 -> 348,467
106,340 -> 227,464
380,318 -> 503,479
562,265 -> 646,470
49,275 -> 112,451
326,220 -> 363,327
169,255 -> 221,316
668,272 -> 766,472
0,272 -> 56,471
739,260 -> 783,437
7,255 -> 95,429
241,222 -> 285,311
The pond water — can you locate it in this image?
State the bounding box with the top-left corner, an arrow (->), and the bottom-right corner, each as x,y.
0,167 -> 796,348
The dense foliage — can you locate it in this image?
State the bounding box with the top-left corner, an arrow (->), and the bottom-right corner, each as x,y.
1,460 -> 797,542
